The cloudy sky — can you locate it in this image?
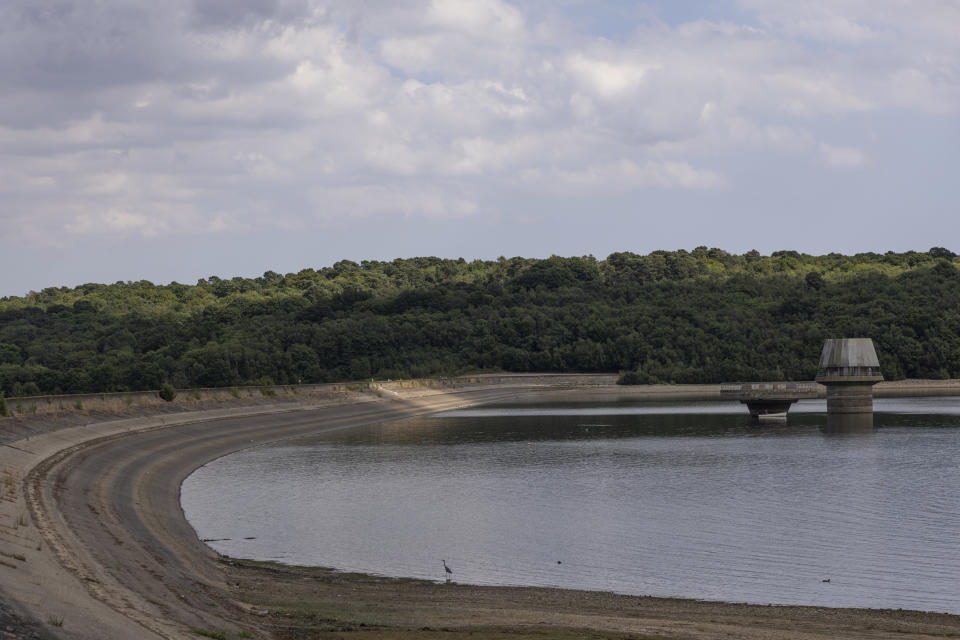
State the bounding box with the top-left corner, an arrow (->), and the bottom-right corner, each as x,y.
2,0 -> 958,295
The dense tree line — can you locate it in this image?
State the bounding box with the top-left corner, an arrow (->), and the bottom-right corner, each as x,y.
0,248 -> 958,396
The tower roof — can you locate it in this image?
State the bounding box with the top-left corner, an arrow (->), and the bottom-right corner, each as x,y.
818,338 -> 880,368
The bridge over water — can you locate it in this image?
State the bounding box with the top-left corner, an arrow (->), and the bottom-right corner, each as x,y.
720,381 -> 821,420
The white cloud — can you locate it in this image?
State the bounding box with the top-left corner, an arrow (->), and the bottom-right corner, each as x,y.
819,143 -> 868,169
759,71 -> 876,116
740,1 -> 886,44
65,202 -> 250,238
425,0 -> 525,38
519,159 -> 724,195
68,209 -> 155,235
0,0 -> 956,248
446,135 -> 537,175
314,183 -> 480,219
566,53 -> 660,98
739,0 -> 960,113
380,36 -> 439,74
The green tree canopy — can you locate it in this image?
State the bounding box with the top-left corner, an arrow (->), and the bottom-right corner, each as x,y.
1,249 -> 958,395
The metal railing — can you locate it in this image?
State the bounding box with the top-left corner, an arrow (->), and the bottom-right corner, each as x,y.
720,381 -> 819,394
817,366 -> 882,378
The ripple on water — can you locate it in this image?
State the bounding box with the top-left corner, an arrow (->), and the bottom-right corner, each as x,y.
181,400 -> 960,613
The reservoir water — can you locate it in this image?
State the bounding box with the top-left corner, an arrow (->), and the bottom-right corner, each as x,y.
181,397 -> 960,613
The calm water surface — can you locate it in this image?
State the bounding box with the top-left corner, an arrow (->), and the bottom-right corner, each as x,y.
182,397 -> 960,612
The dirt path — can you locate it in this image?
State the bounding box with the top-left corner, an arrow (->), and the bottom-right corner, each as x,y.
3,381 -> 960,639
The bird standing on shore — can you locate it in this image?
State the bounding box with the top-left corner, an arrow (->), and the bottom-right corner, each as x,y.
442,559 -> 453,582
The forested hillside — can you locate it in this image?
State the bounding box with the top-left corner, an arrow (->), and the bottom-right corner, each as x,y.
1,248 -> 959,396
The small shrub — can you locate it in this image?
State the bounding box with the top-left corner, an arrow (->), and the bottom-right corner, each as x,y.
47,615 -> 64,627
0,392 -> 7,417
260,387 -> 276,397
230,387 -> 240,399
190,629 -> 227,640
159,383 -> 177,402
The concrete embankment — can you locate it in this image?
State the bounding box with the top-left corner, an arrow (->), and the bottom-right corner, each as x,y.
0,374 -> 618,420
0,379 -> 440,423
0,374 -> 618,433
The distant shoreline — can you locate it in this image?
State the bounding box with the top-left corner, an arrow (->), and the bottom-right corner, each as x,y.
3,375 -> 960,444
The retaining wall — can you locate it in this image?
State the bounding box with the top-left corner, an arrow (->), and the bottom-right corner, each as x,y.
0,378 -> 452,418
0,374 -> 616,418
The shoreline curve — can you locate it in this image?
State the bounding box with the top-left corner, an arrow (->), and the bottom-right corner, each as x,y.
3,379 -> 960,639
7,383 -> 528,639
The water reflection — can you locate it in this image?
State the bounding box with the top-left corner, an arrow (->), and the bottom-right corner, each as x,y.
290,404 -> 830,447
822,413 -> 875,436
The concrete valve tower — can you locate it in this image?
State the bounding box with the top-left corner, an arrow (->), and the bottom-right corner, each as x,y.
815,338 -> 883,414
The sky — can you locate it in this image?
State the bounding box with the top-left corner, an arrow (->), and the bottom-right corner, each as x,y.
1,0 -> 958,296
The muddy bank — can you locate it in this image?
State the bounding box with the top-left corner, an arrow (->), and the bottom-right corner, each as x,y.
224,558 -> 960,640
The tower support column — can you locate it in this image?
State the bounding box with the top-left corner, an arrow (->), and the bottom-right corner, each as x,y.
821,380 -> 880,414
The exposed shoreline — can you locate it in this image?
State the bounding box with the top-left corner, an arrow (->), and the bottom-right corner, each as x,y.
2,378 -> 960,639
